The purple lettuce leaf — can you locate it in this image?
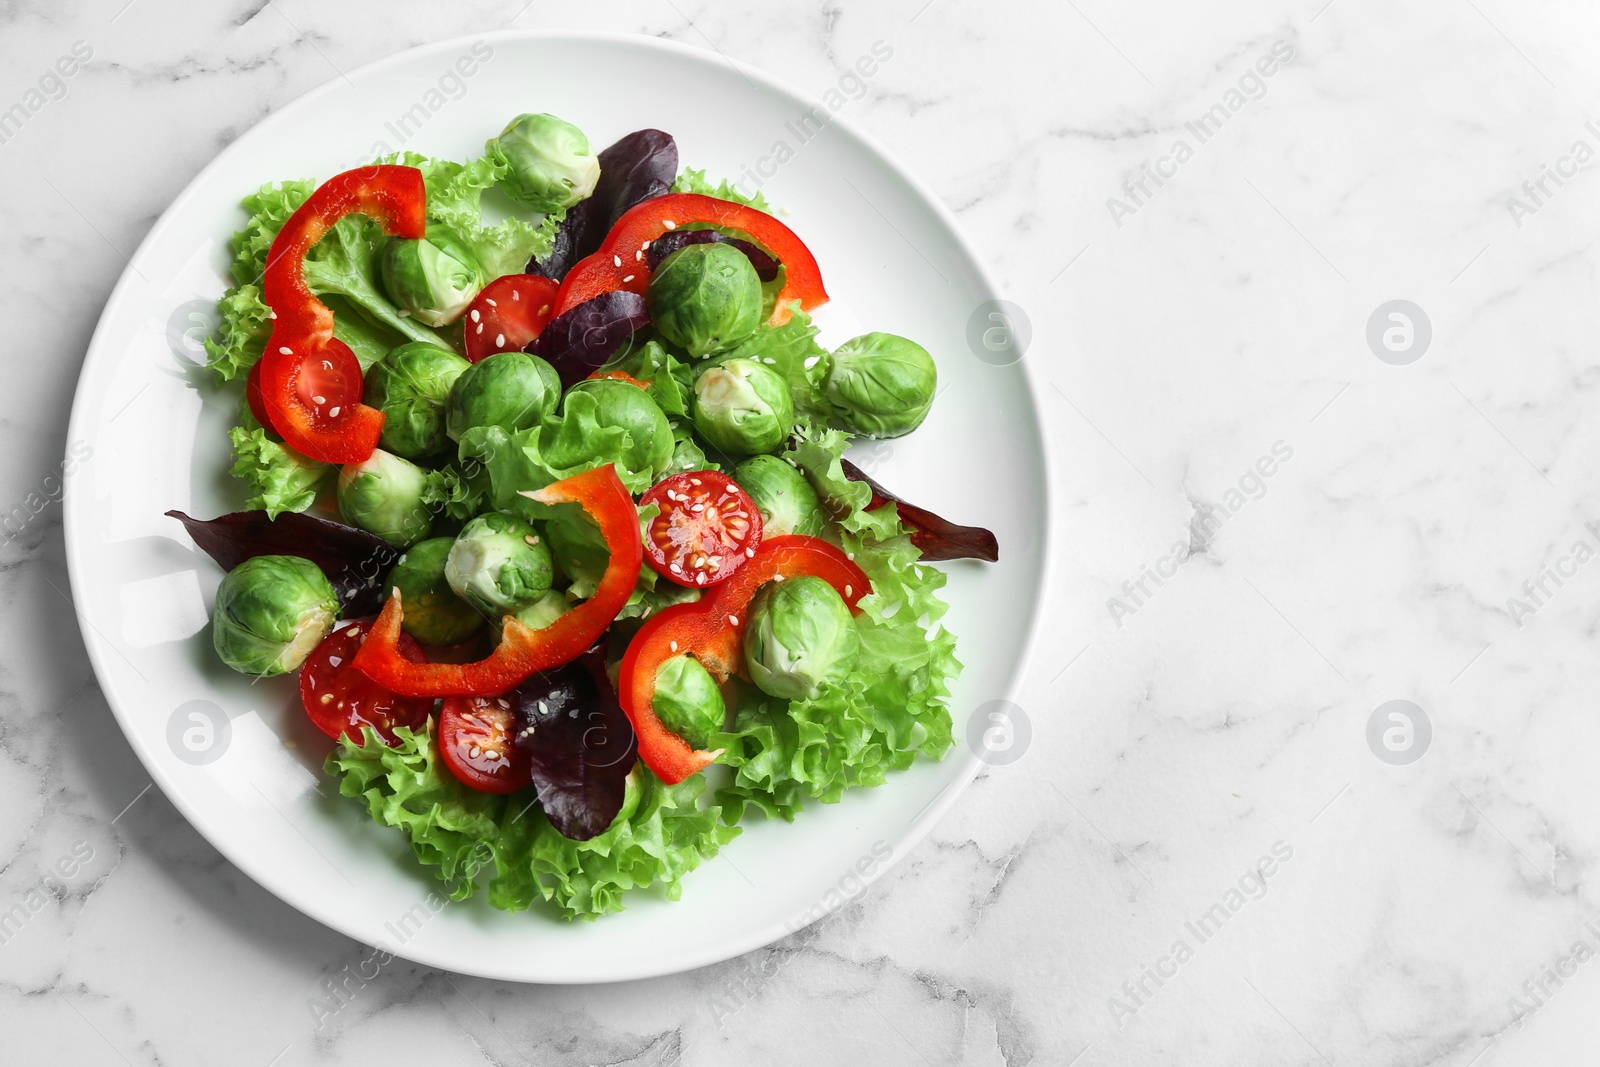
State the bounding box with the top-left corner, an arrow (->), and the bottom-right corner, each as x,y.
530,290 -> 651,389
529,129 -> 678,281
644,229 -> 781,281
839,460 -> 1000,563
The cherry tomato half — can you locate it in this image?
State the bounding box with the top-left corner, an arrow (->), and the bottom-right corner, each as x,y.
638,471 -> 762,589
300,620 -> 432,745
462,274 -> 560,363
438,694 -> 532,794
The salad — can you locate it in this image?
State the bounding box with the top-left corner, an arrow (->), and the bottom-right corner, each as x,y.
171,113 -> 999,921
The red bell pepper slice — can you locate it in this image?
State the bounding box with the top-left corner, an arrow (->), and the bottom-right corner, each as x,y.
616,535 -> 870,784
351,465 -> 642,696
551,193 -> 828,326
257,166 -> 427,464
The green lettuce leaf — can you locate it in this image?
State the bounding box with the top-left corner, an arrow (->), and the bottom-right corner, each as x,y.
383,150 -> 563,281
488,768 -> 740,921
672,167 -> 773,212
226,411 -> 331,518
716,499 -> 958,821
325,725 -> 739,920
204,284 -> 274,383
326,725 -> 505,900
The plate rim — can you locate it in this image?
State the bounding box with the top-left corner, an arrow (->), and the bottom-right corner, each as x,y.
63,27 -> 1055,983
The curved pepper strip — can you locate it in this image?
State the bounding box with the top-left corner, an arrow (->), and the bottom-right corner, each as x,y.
551,193 -> 828,326
258,166 -> 427,464
616,535 -> 870,784
351,465 -> 643,697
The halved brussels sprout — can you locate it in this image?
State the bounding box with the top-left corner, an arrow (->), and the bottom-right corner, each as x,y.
446,350 -> 562,442
821,332 -> 937,438
564,378 -> 674,483
211,555 -> 339,676
652,654 -> 726,748
486,112 -> 601,213
743,574 -> 860,700
732,454 -> 824,538
366,342 -> 471,459
337,449 -> 433,547
389,537 -> 483,647
646,243 -> 763,358
380,223 -> 486,327
445,512 -> 554,618
693,357 -> 795,457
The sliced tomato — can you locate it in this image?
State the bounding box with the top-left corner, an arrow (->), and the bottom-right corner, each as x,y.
639,471 -> 762,589
299,620 -> 432,745
438,694 -> 531,794
462,274 -> 560,363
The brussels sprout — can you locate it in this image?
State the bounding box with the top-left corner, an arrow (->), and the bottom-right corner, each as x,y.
445,512 -> 554,618
822,332 -> 938,438
388,537 -> 483,646
337,449 -> 433,546
564,378 -> 673,482
211,555 -> 339,676
543,505 -> 608,592
646,243 -> 763,358
743,575 -> 860,700
366,342 -> 471,459
652,654 -> 725,748
692,358 -> 794,456
380,224 -> 486,327
733,454 -> 824,538
486,112 -> 600,213
446,350 -> 561,442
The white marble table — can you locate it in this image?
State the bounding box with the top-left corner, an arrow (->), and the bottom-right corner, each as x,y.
3,0 -> 1598,1063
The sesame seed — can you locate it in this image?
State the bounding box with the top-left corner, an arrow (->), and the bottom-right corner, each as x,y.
728,615 -> 739,626
663,220 -> 677,229
269,311 -> 277,319
312,395 -> 326,405
670,640 -> 679,652
847,553 -> 855,560
485,298 -> 497,307
278,346 -> 292,355
690,478 -> 702,486
397,309 -> 410,318
470,310 -> 480,322
613,255 -> 622,267
691,503 -> 705,512
845,584 -> 853,597
773,573 -> 784,581
392,586 -> 402,598
539,304 -> 550,315
697,572 -> 707,585
319,693 -> 334,705
635,250 -> 643,261
476,323 -> 483,334
763,357 -> 776,365
512,290 -> 520,301
670,562 -> 682,573
746,547 -> 755,557
640,240 -> 651,250
539,701 -> 548,714
496,334 -> 505,347
524,535 -> 539,546
328,406 -> 340,418
622,275 -> 634,283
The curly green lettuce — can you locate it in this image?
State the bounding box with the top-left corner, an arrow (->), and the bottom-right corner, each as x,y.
226,412 -> 331,518
716,422 -> 959,822
326,725 -> 738,920
672,167 -> 773,212
383,150 -> 563,280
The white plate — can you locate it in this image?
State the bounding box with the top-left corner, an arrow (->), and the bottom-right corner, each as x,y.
64,30 -> 1049,983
